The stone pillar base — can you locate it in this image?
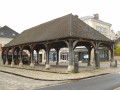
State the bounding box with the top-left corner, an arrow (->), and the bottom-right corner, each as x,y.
110,61 -> 117,67
1,60 -> 4,66
5,61 -> 8,66
30,63 -> 34,68
19,62 -> 23,67
11,61 -> 14,67
45,64 -> 50,69
67,65 -> 74,72
56,62 -> 59,65
87,63 -> 92,66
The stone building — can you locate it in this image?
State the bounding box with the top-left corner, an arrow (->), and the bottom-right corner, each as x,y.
110,30 -> 116,40
80,14 -> 112,39
0,26 -> 19,62
116,31 -> 120,39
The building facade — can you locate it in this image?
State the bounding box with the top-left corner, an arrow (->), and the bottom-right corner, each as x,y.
80,14 -> 113,61
0,26 -> 19,63
80,14 -> 112,39
116,31 -> 120,39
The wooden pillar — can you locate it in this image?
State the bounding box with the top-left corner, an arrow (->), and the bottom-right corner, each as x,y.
0,44 -> 3,65
88,48 -> 92,66
37,51 -> 39,64
55,48 -> 60,65
11,48 -> 15,67
110,44 -> 116,67
19,48 -> 23,67
16,50 -> 19,60
94,43 -> 100,68
67,40 -> 74,72
29,44 -> 35,68
86,46 -> 92,66
45,44 -> 50,69
1,50 -> 5,65
36,49 -> 40,64
30,50 -> 34,68
45,49 -> 50,69
5,50 -> 8,66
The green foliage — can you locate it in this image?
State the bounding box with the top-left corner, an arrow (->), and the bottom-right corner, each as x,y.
45,68 -> 50,70
95,67 -> 101,69
114,43 -> 120,54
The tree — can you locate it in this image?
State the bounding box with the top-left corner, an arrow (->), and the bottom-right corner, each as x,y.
114,43 -> 120,54
118,37 -> 120,40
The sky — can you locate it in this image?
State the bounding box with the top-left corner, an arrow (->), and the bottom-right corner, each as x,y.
0,0 -> 120,33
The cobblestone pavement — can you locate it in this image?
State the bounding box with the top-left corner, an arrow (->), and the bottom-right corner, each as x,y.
0,72 -> 64,90
0,63 -> 120,81
0,62 -> 120,90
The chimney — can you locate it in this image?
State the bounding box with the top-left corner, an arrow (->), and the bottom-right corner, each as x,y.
94,13 -> 99,19
75,15 -> 78,18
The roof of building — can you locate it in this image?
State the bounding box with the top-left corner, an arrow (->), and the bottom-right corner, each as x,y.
4,14 -> 113,48
0,26 -> 19,38
80,16 -> 112,26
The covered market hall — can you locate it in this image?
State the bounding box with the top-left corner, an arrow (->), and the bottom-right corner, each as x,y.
2,14 -> 116,72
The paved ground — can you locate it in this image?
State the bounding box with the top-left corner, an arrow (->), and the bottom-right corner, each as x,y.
0,62 -> 120,90
0,72 -> 64,90
0,62 -> 120,81
39,72 -> 120,90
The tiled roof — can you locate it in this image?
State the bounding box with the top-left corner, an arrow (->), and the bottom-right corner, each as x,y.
4,14 -> 112,48
0,26 -> 19,38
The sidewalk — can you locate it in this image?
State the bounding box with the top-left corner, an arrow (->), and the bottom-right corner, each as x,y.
0,63 -> 120,81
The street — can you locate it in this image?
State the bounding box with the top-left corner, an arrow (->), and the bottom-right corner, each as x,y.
1,69 -> 120,90
39,72 -> 120,90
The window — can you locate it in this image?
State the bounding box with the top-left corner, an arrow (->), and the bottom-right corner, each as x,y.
96,26 -> 108,35
96,26 -> 100,31
12,33 -> 15,36
60,52 -> 68,60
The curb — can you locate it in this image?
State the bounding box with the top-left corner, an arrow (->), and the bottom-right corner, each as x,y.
0,69 -> 110,81
67,73 -> 110,81
2,65 -> 69,74
0,70 -> 63,81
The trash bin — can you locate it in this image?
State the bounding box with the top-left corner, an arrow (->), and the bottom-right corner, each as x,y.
74,52 -> 79,73
115,60 -> 117,67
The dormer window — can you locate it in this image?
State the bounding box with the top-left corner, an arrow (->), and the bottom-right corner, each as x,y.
12,33 -> 15,36
0,32 -> 4,35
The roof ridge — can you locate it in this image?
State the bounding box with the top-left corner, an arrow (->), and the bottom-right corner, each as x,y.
70,14 -> 73,36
